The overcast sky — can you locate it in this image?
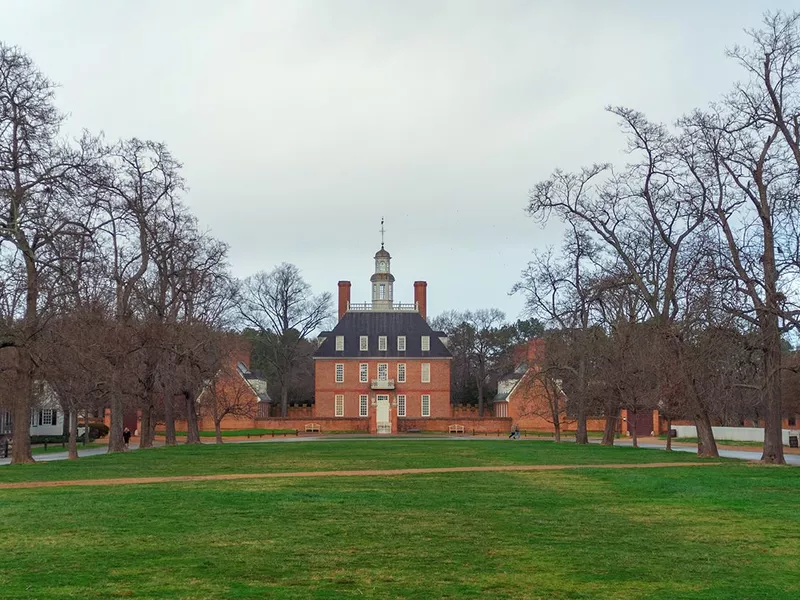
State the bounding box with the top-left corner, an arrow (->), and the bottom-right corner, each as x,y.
1,1 -> 794,321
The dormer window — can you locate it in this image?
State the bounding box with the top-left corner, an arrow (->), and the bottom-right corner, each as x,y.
335,336 -> 344,351
421,336 -> 430,352
397,336 -> 406,352
360,336 -> 369,351
378,336 -> 387,351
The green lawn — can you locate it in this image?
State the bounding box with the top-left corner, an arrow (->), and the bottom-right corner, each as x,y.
0,439 -> 716,483
1,441 -> 797,599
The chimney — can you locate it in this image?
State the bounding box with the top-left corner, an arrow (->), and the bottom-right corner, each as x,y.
337,281 -> 351,321
414,281 -> 428,321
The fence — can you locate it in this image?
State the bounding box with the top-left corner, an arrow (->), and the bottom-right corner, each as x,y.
669,425 -> 795,445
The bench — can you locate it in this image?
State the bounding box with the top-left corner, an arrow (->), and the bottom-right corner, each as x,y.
406,428 -> 421,434
448,424 -> 465,434
304,423 -> 321,433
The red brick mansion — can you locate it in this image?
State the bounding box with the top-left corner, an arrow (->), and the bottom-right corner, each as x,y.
313,239 -> 454,434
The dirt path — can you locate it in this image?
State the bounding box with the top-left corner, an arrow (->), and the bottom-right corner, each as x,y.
0,461 -> 720,490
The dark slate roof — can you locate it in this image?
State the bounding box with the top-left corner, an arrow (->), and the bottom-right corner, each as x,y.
314,311 -> 452,359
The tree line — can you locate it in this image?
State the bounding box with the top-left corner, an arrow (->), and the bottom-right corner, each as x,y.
513,11 -> 800,464
0,44 -> 335,463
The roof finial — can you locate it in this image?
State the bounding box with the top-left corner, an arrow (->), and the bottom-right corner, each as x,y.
380,217 -> 385,248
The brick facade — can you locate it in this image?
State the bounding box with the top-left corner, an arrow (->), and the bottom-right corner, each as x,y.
314,358 -> 451,420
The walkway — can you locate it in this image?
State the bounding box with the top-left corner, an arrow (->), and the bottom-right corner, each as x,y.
0,461 -> 717,490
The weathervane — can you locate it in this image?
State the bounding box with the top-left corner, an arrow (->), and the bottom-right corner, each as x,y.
380,217 -> 386,248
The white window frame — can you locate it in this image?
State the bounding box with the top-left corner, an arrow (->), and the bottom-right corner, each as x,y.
397,363 -> 406,383
377,363 -> 388,381
359,363 -> 368,383
421,363 -> 430,383
421,336 -> 430,351
360,336 -> 369,351
335,394 -> 344,417
335,363 -> 344,383
421,394 -> 431,417
397,336 -> 406,352
397,395 -> 407,417
359,394 -> 369,417
379,283 -> 386,299
378,336 -> 387,351
335,336 -> 345,351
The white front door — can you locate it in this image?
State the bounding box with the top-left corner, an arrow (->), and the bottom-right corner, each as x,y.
376,395 -> 391,434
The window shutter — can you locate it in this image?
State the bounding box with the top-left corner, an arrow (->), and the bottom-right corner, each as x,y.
51,410 -> 58,426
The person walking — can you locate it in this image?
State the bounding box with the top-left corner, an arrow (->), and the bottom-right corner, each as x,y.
123,427 -> 132,449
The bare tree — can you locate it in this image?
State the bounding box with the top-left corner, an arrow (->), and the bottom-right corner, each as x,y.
513,227 -> 603,443
0,44 -> 96,463
199,359 -> 257,444
239,264 -> 332,417
527,108 -> 720,457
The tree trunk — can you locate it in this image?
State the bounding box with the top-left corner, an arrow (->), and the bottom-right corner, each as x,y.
575,356 -> 588,444
631,409 -> 639,449
10,350 -> 34,464
83,409 -> 89,447
575,400 -> 589,445
671,336 -> 719,458
665,416 -> 672,452
280,386 -> 289,418
553,420 -> 561,443
68,408 -> 79,460
139,403 -> 154,449
215,420 -> 223,444
184,392 -> 201,444
107,395 -> 125,453
693,411 -> 718,458
163,395 -> 177,446
761,319 -> 785,464
601,405 -> 617,446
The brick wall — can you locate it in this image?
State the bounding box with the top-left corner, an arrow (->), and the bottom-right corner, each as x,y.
315,358 -> 451,418
398,416 -> 512,433
254,417 -> 369,432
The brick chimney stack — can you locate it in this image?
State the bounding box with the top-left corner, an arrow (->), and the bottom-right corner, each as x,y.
414,281 -> 428,321
337,281 -> 351,321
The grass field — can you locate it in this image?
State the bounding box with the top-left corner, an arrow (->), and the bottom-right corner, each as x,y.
0,440 -> 798,599
0,439 -> 714,483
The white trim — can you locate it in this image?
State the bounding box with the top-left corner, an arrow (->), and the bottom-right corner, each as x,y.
335,363 -> 344,383
421,336 -> 430,352
421,363 -> 430,383
421,394 -> 431,417
397,336 -> 406,352
397,363 -> 406,383
359,394 -> 369,417
378,336 -> 387,351
335,336 -> 345,351
360,336 -> 369,351
359,363 -> 368,383
397,394 -> 406,417
335,394 -> 344,417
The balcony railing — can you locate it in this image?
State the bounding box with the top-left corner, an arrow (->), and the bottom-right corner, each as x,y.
348,302 -> 418,312
371,379 -> 396,390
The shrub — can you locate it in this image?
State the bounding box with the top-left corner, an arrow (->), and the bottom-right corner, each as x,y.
30,435 -> 67,444
87,422 -> 109,438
